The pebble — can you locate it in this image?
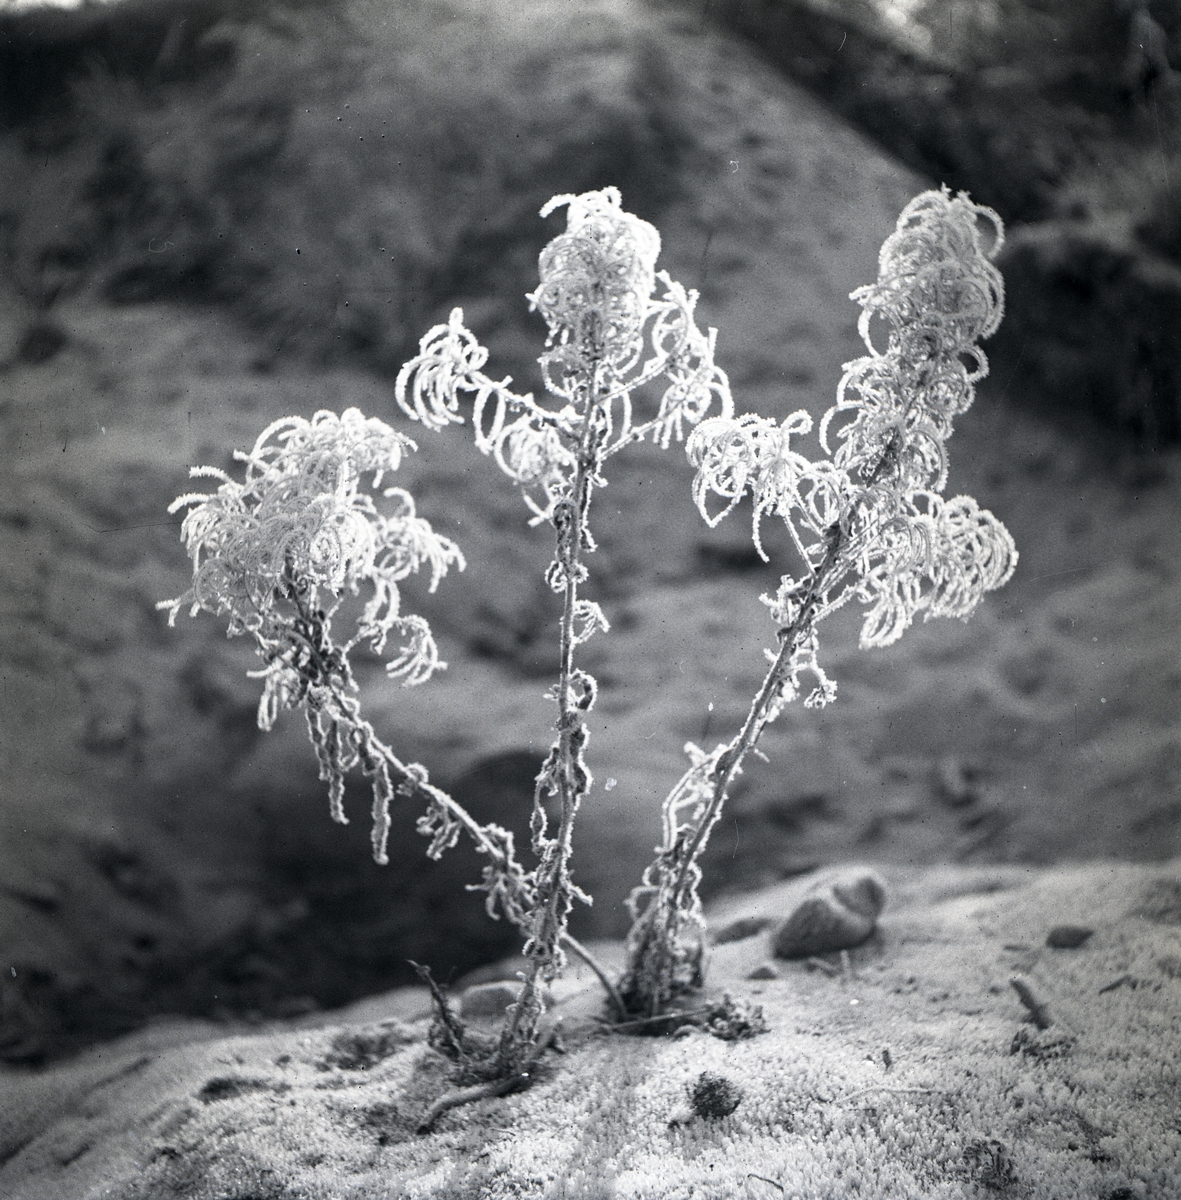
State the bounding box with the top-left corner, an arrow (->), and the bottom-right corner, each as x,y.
1046,924 -> 1093,949
460,980 -> 551,1019
772,870 -> 887,959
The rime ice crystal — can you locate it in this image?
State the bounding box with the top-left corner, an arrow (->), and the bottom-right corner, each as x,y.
396,187 -> 733,523
690,187 -> 1016,652
531,186 -> 661,372
157,408 -> 465,862
158,408 -> 462,675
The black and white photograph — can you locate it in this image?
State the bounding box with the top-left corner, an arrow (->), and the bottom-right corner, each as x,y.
0,0 -> 1179,1195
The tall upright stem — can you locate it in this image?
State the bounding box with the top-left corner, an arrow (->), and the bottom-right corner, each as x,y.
665,533 -> 844,917
628,444 -> 909,1015
498,356 -> 606,1060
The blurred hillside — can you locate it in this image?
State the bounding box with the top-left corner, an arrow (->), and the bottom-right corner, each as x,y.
691,0 -> 1181,445
3,0 -> 1180,438
698,0 -> 1180,220
1,0 -> 1179,1065
1,0 -> 695,373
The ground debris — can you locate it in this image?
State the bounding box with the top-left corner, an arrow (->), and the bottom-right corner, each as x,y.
1009,975 -> 1053,1029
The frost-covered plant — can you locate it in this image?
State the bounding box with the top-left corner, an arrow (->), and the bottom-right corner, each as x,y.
160,187 -> 731,1106
618,187 -> 1017,1016
156,410 -> 564,1007
158,409 -> 470,864
161,185 -> 1016,1123
395,185 -> 733,1063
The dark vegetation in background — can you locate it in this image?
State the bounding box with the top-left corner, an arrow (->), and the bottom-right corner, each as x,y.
2,0 -> 1180,442
0,0 -> 690,377
678,0 -> 1181,449
0,0 -> 280,120
685,0 -> 1181,223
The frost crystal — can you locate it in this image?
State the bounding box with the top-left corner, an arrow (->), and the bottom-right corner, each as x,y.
531,186 -> 661,373
396,187 -> 733,524
159,408 -> 462,672
158,408 -> 464,863
689,188 -> 1016,651
623,188 -> 1017,1018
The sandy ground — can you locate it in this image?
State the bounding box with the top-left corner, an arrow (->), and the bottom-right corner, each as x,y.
1,860 -> 1179,1198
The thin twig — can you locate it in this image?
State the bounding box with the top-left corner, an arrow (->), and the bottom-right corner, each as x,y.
416,1022 -> 559,1134
837,1085 -> 946,1105
1010,976 -> 1053,1030
603,1007 -> 712,1032
561,933 -> 626,1020
407,960 -> 465,1058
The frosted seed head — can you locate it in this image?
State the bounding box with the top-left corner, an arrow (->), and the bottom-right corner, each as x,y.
855,188 -> 1005,361
531,187 -> 661,368
160,409 -> 462,689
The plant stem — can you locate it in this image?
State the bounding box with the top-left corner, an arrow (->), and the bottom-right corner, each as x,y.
626,432 -> 912,1016
562,933 -> 626,1020
631,530 -> 848,1016
290,596 -> 627,1030
666,532 -> 844,917
498,355 -> 605,1063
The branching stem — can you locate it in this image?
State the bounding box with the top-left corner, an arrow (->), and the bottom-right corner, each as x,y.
625,421 -> 922,1017
629,473 -> 907,1016
621,536 -> 845,1017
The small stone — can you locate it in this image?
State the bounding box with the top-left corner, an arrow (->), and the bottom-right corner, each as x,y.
1046,924 -> 1094,949
746,963 -> 780,981
831,874 -> 887,919
460,981 -> 546,1019
772,870 -> 887,959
